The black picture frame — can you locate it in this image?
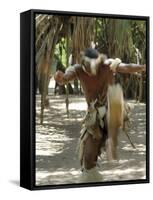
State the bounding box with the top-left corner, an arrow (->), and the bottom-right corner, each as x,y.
20,9 -> 150,190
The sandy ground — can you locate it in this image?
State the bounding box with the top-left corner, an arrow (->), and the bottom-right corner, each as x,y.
35,94 -> 146,186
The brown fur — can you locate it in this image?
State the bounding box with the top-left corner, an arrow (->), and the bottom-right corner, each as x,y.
106,84 -> 124,160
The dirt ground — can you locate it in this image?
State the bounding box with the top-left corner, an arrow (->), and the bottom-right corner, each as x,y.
35,94 -> 146,186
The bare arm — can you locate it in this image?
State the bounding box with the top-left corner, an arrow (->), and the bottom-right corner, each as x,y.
104,58 -> 146,74
116,63 -> 146,73
54,65 -> 77,85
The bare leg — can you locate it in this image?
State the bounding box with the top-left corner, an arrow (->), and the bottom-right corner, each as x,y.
79,134 -> 102,182
83,134 -> 102,170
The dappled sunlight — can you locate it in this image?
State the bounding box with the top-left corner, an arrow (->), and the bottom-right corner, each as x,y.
36,95 -> 86,126
69,101 -> 87,111
36,126 -> 75,156
101,160 -> 146,181
36,169 -> 82,185
36,95 -> 146,185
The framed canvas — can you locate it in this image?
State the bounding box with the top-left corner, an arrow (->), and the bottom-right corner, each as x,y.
20,9 -> 149,190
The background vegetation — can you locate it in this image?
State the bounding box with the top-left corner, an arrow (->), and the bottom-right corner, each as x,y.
35,14 -> 146,124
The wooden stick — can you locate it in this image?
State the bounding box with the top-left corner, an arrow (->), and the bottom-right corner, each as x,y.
65,23 -> 70,117
124,129 -> 136,149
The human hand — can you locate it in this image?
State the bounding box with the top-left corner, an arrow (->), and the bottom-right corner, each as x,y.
54,70 -> 65,85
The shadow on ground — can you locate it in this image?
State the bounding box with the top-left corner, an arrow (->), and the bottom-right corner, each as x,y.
35,95 -> 146,185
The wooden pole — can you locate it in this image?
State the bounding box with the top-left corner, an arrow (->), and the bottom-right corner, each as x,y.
39,18 -> 62,124
134,46 -> 143,102
65,23 -> 70,117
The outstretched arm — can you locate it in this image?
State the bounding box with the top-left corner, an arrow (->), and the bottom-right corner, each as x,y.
116,63 -> 146,73
105,58 -> 146,74
54,65 -> 78,85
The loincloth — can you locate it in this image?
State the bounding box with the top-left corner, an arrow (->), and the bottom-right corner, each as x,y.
77,96 -> 131,167
77,101 -> 107,166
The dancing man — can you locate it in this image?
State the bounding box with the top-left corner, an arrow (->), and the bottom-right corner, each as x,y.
54,48 -> 145,181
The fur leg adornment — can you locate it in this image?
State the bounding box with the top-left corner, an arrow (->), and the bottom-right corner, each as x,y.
106,84 -> 124,160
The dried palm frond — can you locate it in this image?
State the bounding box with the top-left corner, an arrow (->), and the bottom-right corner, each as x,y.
71,16 -> 95,63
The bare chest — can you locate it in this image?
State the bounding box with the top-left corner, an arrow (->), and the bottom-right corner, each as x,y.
78,65 -> 114,102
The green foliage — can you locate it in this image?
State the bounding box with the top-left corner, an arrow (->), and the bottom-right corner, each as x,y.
52,17 -> 146,66
131,20 -> 146,63
95,18 -> 146,63
36,14 -> 146,100
55,38 -> 67,67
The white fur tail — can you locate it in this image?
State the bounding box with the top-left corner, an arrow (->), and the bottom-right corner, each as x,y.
107,84 -> 124,129
106,84 -> 124,160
